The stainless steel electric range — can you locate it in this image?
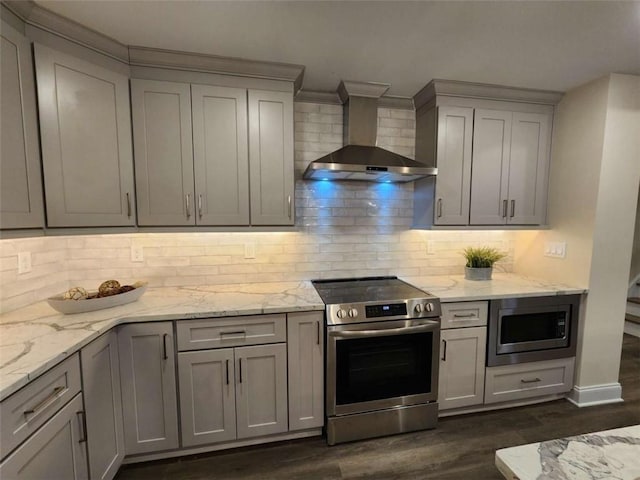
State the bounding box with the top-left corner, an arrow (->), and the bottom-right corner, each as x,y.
311,276 -> 442,445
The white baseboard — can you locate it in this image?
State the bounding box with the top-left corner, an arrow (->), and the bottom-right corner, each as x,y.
624,320 -> 640,337
567,383 -> 623,407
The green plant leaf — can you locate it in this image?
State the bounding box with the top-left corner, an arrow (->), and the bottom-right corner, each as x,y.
462,246 -> 507,268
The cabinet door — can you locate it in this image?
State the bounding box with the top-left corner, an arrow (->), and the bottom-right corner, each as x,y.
248,90 -> 294,226
235,344 -> 288,439
438,327 -> 486,410
287,312 -> 324,430
433,106 -> 473,225
470,109 -> 512,225
192,85 -> 250,225
0,21 -> 44,229
506,112 -> 551,225
131,79 -> 195,226
34,44 -> 135,227
80,331 -> 124,480
118,322 -> 179,455
0,394 -> 88,479
178,349 -> 236,447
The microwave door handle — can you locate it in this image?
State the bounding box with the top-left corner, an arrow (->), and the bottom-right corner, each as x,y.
329,323 -> 439,339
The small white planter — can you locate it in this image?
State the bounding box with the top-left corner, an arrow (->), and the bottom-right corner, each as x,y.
465,266 -> 493,281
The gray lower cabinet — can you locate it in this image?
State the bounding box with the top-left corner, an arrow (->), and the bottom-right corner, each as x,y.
248,90 -> 294,226
287,312 -> 324,430
178,343 -> 288,447
118,322 -> 179,455
0,20 -> 44,229
235,344 -> 288,438
178,348 -> 237,447
131,79 -> 195,226
0,393 -> 88,479
438,327 -> 487,410
34,43 -> 135,227
80,331 -> 124,480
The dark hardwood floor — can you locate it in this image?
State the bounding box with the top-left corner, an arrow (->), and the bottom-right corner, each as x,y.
116,334 -> 640,480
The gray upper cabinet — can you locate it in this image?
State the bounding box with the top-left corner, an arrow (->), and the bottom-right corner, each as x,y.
0,21 -> 44,229
248,90 -> 294,226
34,43 -> 135,227
192,85 -> 250,225
470,109 -> 551,225
131,79 -> 195,226
413,80 -> 559,229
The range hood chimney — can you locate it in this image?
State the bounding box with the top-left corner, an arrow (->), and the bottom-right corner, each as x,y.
303,81 -> 437,183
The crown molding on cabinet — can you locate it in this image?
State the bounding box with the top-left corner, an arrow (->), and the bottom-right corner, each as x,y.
2,0 -> 305,88
3,0 -> 129,63
128,46 -> 305,92
414,79 -> 564,111
295,89 -> 414,110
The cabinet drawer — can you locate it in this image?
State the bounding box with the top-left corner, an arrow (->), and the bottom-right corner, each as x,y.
441,301 -> 488,329
177,314 -> 286,351
1,354 -> 81,460
484,357 -> 574,405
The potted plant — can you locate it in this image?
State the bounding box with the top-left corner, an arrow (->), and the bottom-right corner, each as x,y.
462,246 -> 507,281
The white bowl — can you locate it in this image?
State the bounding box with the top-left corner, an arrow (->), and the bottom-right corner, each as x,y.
47,284 -> 148,314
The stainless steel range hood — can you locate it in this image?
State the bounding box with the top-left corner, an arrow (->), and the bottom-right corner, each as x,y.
303,81 -> 437,183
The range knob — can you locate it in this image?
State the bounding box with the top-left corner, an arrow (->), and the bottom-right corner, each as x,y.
425,302 -> 434,313
348,308 -> 358,318
336,309 -> 347,319
415,304 -> 424,314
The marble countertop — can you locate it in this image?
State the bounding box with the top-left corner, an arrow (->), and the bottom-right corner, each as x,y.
0,281 -> 324,401
495,424 -> 640,480
402,273 -> 586,302
0,273 -> 586,402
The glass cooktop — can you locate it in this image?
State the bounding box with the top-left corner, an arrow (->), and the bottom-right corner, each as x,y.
312,276 -> 434,305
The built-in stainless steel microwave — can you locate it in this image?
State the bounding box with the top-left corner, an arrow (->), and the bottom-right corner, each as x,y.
487,295 -> 581,366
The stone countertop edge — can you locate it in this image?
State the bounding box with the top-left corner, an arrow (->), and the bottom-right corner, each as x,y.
0,281 -> 325,402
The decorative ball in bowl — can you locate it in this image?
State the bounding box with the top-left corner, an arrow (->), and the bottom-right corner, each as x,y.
48,280 -> 148,314
462,247 -> 506,281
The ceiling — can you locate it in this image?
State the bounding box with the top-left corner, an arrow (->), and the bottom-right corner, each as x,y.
35,1 -> 640,97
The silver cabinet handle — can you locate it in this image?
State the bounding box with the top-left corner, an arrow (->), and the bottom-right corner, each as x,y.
442,339 -> 447,361
437,198 -> 443,218
198,194 -> 203,219
220,330 -> 246,337
76,411 -> 87,443
23,386 -> 65,417
510,199 -> 515,218
126,192 -> 132,218
288,195 -> 292,219
502,199 -> 508,218
520,377 -> 541,384
453,313 -> 476,318
185,194 -> 191,219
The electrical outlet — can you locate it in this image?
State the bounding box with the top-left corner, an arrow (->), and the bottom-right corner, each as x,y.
18,252 -> 32,274
544,241 -> 566,258
131,245 -> 144,262
244,243 -> 256,259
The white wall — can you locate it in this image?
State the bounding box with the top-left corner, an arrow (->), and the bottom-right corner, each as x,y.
515,74 -> 640,401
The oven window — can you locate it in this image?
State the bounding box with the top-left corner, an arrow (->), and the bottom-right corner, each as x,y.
500,311 -> 568,344
335,332 -> 433,405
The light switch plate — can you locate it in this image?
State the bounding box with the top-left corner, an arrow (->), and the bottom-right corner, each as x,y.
244,243 -> 256,259
544,241 -> 566,258
18,252 -> 32,274
131,245 -> 144,262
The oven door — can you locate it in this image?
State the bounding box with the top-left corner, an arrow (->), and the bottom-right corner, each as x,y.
326,319 -> 440,417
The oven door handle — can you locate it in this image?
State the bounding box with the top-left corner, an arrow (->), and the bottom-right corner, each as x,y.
329,322 -> 439,338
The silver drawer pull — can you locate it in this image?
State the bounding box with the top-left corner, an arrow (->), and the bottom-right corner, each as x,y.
23,386 -> 65,417
453,313 -> 476,318
520,378 -> 541,384
220,330 -> 246,337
